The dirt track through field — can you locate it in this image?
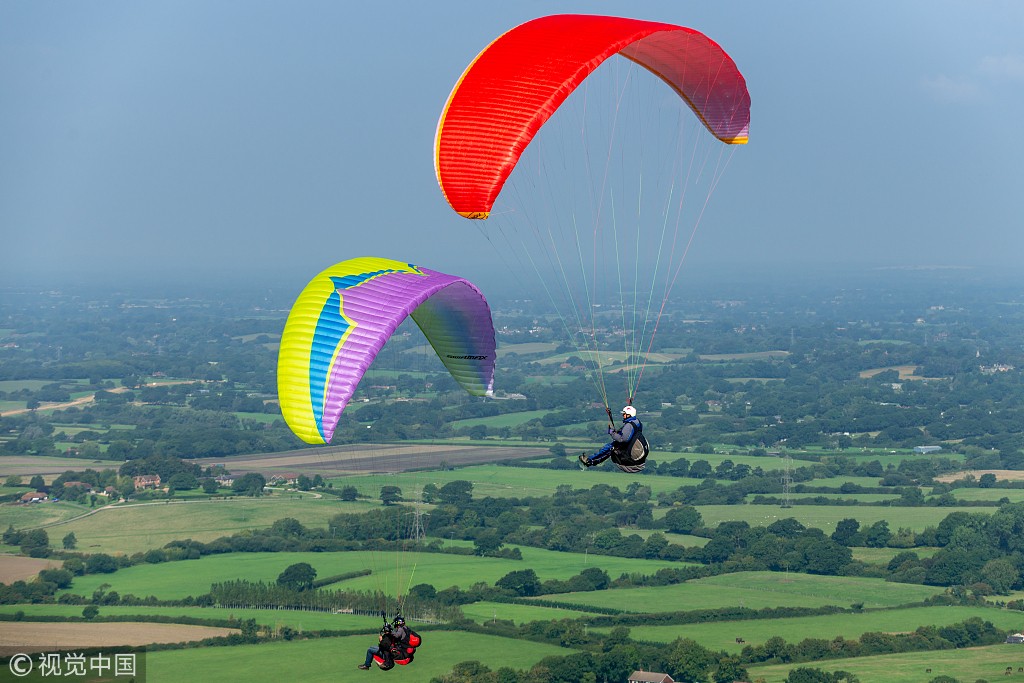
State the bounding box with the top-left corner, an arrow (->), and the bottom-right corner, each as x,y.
0,622 -> 238,655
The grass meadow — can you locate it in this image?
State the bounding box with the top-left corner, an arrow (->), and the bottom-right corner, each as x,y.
851,547 -> 941,564
747,644 -> 1023,683
828,451 -> 966,469
793,476 -> 887,488
745,492 -> 902,503
533,572 -> 944,613
599,605 -> 1024,652
0,499 -> 89,528
629,530 -> 710,547
461,601 -> 600,624
232,412 -> 281,425
653,451 -> 807,471
44,495 -> 370,555
496,341 -> 560,357
50,423 -> 136,436
0,380 -> 58,393
63,547 -> 689,601
0,593 -> 638,630
0,455 -> 115,478
450,410 -> 551,429
951,487 -> 1024,502
145,630 -> 576,683
328,464 -> 705,500
679,504 -> 982,533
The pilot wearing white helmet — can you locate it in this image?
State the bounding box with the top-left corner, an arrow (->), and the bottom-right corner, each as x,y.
579,405 -> 648,473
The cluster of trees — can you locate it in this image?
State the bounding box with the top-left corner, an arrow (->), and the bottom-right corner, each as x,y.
428,616 -> 1004,683
738,617 -> 1006,665
0,567 -> 74,604
3,526 -> 51,558
886,505 -> 1024,591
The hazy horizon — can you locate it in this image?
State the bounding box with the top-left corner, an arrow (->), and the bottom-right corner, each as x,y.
3,2 -> 1023,288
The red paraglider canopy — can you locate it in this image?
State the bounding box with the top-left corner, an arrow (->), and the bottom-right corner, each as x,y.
435,14 -> 750,219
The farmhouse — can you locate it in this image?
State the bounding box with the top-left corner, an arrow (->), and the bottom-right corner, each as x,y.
628,672 -> 675,683
1006,633 -> 1024,644
133,475 -> 161,489
20,492 -> 48,503
980,363 -> 1014,375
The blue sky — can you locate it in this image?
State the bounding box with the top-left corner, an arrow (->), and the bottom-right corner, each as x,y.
1,1 -> 1022,288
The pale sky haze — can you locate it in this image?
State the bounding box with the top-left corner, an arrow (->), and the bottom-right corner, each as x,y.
1,1 -> 1022,288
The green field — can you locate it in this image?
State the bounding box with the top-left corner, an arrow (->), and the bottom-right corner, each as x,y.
951,487 -> 1024,502
496,341 -> 560,357
630,530 -> 709,547
794,476 -> 890,488
835,452 -> 966,469
63,547 -> 690,601
520,374 -> 575,385
330,464 -> 705,500
451,410 -> 552,429
146,630 -> 575,683
0,455 -> 99,478
682,504 -> 982,533
605,605 -> 1021,652
534,572 -> 944,613
45,495 -> 369,554
0,499 -> 89,529
851,546 -> 940,564
747,643 -> 1021,683
746,492 -> 902,503
655,451 -> 805,471
232,412 -> 282,424
461,600 -> 600,624
50,423 -> 136,435
0,380 -> 57,392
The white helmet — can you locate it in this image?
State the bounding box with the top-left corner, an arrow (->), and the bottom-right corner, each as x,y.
621,406 -> 636,418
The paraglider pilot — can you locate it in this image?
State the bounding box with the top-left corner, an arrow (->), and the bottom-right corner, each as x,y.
579,406 -> 649,473
358,622 -> 397,670
358,613 -> 420,670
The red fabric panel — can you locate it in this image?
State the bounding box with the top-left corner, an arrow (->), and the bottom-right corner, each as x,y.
435,14 -> 750,218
